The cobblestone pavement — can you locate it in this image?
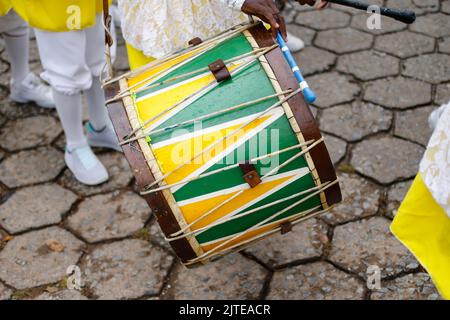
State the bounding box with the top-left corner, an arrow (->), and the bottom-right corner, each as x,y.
0,1 -> 448,300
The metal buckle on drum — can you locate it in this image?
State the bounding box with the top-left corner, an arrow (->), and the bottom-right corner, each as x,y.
208,59 -> 231,83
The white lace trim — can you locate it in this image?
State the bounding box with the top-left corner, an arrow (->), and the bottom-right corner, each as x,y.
118,0 -> 249,58
420,102 -> 450,218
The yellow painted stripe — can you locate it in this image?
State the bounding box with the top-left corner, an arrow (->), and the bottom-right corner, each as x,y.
180,174 -> 293,231
135,63 -> 242,130
152,114 -> 271,185
127,47 -> 204,90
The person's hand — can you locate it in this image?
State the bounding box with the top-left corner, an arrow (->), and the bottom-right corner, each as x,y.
295,0 -> 329,9
241,0 -> 287,40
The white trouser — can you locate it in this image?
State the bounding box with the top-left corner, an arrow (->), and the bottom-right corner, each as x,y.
0,10 -> 28,36
34,14 -> 112,95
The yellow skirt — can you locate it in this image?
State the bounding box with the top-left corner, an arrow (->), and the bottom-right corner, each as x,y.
126,43 -> 155,71
391,174 -> 450,299
0,0 -> 11,16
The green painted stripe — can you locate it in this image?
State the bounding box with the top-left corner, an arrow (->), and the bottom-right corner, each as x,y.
195,173 -> 320,244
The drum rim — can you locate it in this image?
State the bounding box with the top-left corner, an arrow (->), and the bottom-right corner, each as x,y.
105,23 -> 341,266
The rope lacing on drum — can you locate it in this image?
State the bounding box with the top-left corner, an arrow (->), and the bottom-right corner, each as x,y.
163,137 -> 324,239
139,87 -> 303,194
102,22 -> 258,88
185,179 -> 339,265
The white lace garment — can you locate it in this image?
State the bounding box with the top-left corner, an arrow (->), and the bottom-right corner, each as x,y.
420,102 -> 450,218
118,0 -> 249,58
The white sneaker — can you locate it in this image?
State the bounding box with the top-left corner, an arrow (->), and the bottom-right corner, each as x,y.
65,144 -> 109,185
10,73 -> 55,108
86,122 -> 122,152
286,32 -> 305,53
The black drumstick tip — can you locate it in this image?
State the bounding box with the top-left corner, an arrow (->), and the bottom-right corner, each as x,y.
404,11 -> 416,24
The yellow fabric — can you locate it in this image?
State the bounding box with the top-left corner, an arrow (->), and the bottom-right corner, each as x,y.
391,174 -> 450,300
0,0 -> 11,16
10,0 -> 110,32
126,42 -> 155,71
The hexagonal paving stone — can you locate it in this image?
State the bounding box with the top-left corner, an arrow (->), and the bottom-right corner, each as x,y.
386,0 -> 438,15
33,289 -> 88,300
0,98 -> 55,120
0,112 -> 5,126
320,102 -> 392,141
332,0 -> 384,14
244,218 -> 328,268
409,13 -> 450,38
435,83 -> 450,105
412,0 -> 439,12
0,59 -> 8,74
402,54 -> 450,84
329,217 -> 418,279
364,77 -> 432,109
147,220 -> 171,251
58,152 -> 133,196
350,13 -> 406,35
167,253 -> 267,299
322,173 -> 381,225
438,37 -> 450,54
0,184 -> 77,234
323,134 -> 347,165
81,239 -> 173,299
351,136 -> 424,184
0,226 -> 84,289
0,116 -> 62,151
395,106 -> 436,146
307,72 -> 360,108
386,180 -> 412,218
286,24 -> 316,46
0,282 -> 12,300
442,0 -> 450,14
371,273 -> 440,300
337,50 -> 399,81
295,47 -> 336,76
267,262 -> 365,300
67,191 -> 151,243
374,31 -> 435,59
0,147 -> 65,188
315,28 -> 373,54
295,9 -> 350,30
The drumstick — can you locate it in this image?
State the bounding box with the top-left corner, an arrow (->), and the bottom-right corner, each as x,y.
276,32 -> 317,104
327,0 -> 416,24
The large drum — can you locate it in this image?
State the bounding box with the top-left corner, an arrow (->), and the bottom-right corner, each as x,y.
105,22 -> 341,267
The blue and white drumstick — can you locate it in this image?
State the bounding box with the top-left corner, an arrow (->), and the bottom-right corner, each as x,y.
276,32 -> 316,104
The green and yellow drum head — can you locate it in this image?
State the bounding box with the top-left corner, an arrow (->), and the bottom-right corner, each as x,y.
105,23 -> 341,267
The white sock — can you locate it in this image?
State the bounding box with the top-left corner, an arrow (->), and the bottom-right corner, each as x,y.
4,28 -> 30,85
52,89 -> 86,150
85,76 -> 110,131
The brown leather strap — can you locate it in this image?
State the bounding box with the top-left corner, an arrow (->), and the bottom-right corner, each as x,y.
239,163 -> 261,188
208,59 -> 231,83
188,37 -> 203,46
103,0 -> 113,47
